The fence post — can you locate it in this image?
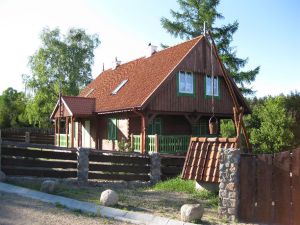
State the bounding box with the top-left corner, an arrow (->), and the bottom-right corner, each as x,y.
25,132 -> 30,143
218,148 -> 240,221
0,129 -> 6,181
150,153 -> 161,184
77,147 -> 90,183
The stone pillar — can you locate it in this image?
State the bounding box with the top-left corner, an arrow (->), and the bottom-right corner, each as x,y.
77,147 -> 90,183
218,148 -> 240,221
150,153 -> 161,184
25,132 -> 30,143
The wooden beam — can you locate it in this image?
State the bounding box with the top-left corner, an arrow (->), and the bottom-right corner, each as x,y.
71,116 -> 74,148
66,117 -> 69,148
58,117 -> 60,147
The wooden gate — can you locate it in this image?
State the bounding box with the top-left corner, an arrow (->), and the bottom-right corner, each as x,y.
239,148 -> 300,225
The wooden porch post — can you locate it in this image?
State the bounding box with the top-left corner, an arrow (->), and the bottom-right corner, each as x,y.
130,134 -> 134,151
141,115 -> 147,154
66,117 -> 69,148
71,116 -> 74,148
58,117 -> 60,147
54,118 -> 57,146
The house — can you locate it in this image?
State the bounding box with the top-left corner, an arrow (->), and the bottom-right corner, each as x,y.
50,35 -> 250,154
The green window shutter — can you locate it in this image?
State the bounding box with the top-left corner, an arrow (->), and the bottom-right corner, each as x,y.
108,118 -> 117,140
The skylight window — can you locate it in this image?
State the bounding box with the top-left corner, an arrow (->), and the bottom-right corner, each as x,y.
111,80 -> 128,95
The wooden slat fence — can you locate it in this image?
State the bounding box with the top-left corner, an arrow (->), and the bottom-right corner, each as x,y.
1,127 -> 54,145
182,137 -> 237,183
88,151 -> 151,181
1,145 -> 77,178
161,155 -> 185,180
239,148 -> 300,225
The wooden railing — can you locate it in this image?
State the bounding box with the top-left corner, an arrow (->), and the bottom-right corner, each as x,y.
55,134 -> 70,147
132,134 -> 191,154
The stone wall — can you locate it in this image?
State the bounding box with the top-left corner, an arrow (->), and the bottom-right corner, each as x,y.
218,148 -> 240,221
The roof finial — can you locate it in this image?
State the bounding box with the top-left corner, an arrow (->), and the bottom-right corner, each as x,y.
102,63 -> 105,72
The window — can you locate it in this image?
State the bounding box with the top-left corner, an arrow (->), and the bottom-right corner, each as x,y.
108,118 -> 117,140
177,71 -> 195,96
205,75 -> 219,97
111,80 -> 128,95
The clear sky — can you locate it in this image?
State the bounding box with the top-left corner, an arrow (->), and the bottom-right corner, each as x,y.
0,0 -> 299,97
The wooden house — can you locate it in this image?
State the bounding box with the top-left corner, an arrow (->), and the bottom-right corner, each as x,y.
50,35 -> 250,154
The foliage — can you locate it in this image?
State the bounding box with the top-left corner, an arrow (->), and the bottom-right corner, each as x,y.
24,27 -> 100,128
118,137 -> 132,152
248,96 -> 295,153
161,0 -> 260,94
0,88 -> 29,128
220,119 -> 235,138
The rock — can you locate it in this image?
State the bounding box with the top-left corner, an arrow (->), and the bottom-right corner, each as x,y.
0,171 -> 6,182
100,189 -> 118,206
180,204 -> 204,222
40,180 -> 56,193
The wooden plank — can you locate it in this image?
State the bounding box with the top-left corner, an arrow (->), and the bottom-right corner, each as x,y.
89,164 -> 150,174
2,167 -> 77,178
89,154 -> 150,165
161,166 -> 183,175
292,148 -> 300,224
2,157 -> 77,169
238,155 -> 256,222
2,147 -> 77,160
88,172 -> 150,181
273,151 -> 291,225
254,154 -> 273,224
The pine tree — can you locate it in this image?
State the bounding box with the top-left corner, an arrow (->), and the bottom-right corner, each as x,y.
161,0 -> 259,94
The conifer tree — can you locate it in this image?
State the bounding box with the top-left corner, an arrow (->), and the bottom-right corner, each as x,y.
161,0 -> 259,94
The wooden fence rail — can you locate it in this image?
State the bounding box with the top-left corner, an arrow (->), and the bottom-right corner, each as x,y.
88,151 -> 151,181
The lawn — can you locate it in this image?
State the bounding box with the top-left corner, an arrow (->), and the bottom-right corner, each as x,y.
6,177 -> 223,224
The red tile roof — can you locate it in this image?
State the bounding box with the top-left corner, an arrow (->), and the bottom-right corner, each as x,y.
62,96 -> 95,116
79,36 -> 203,113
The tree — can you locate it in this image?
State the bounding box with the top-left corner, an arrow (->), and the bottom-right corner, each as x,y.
0,88 -> 29,128
24,27 -> 100,128
248,96 -> 295,153
161,0 -> 260,94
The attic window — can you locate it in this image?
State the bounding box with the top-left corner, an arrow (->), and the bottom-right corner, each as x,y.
111,80 -> 128,95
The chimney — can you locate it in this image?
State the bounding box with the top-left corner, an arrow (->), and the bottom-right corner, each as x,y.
112,57 -> 121,69
146,43 -> 157,58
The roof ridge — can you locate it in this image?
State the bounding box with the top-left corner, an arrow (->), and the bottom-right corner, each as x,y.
101,35 -> 204,73
63,95 -> 95,100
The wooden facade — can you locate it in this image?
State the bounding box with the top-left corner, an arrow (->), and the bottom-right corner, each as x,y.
51,35 -> 249,153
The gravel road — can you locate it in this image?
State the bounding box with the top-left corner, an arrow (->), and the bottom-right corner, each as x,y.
0,192 -> 131,225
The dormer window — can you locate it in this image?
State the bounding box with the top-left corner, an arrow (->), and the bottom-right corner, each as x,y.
111,80 -> 128,95
177,71 -> 195,96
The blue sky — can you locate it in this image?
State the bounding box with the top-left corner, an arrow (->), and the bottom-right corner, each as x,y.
0,0 -> 299,97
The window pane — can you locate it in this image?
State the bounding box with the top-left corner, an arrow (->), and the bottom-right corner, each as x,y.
178,71 -> 193,94
206,76 -> 212,95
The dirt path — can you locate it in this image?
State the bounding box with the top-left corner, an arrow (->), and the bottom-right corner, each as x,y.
0,192 -> 131,225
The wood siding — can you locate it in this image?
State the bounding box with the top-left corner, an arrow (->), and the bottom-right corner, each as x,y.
147,38 -> 234,115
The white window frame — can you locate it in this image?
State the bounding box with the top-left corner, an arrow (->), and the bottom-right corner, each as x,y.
178,71 -> 194,95
206,75 -> 219,97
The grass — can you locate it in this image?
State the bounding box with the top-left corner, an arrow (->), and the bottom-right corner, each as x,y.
6,178 -> 220,224
152,176 -> 219,208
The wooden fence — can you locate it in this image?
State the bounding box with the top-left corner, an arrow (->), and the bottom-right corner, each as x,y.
1,145 -> 77,178
239,148 -> 300,225
88,150 -> 151,181
1,128 -> 54,145
161,155 -> 185,180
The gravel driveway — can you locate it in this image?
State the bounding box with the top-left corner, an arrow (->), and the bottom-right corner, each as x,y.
0,192 -> 131,225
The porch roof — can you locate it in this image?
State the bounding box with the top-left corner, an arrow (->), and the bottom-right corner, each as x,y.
50,96 -> 95,119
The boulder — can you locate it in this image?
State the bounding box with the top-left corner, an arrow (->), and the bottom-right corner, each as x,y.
181,204 -> 204,222
100,189 -> 118,206
0,171 -> 6,182
40,180 -> 56,193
